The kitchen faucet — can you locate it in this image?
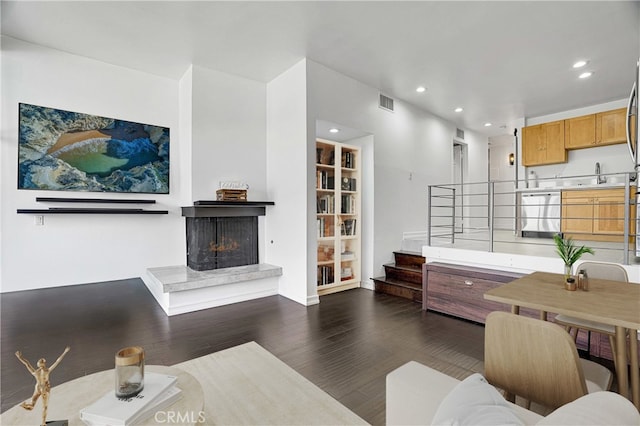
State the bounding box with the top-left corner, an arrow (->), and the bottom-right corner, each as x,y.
595,162 -> 606,184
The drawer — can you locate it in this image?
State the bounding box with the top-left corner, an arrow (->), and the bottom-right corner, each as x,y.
424,263 -> 541,324
426,271 -> 512,323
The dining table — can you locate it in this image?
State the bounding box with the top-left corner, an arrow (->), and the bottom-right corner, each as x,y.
484,271 -> 640,410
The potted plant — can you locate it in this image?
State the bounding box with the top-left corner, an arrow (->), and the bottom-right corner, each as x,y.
553,234 -> 594,279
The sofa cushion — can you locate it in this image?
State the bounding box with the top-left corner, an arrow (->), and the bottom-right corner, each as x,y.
536,391 -> 640,425
432,373 -> 524,426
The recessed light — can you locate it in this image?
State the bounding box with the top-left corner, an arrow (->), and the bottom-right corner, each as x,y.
579,72 -> 593,79
416,86 -> 426,93
484,122 -> 492,127
454,107 -> 463,113
329,128 -> 340,133
573,60 -> 587,68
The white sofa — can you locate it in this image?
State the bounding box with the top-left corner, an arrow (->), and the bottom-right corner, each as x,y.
386,361 -> 640,425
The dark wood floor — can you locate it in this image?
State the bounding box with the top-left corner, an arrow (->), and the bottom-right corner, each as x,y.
0,279 -> 602,424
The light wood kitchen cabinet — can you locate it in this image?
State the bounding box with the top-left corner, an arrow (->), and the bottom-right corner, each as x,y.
561,188 -> 635,242
595,108 -> 627,145
564,114 -> 596,149
522,120 -> 567,166
561,192 -> 593,235
564,108 -> 627,149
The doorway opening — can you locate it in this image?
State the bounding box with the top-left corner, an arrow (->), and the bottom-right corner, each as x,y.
453,142 -> 466,234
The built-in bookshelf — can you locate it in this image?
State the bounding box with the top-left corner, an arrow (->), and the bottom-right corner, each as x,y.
316,138 -> 361,296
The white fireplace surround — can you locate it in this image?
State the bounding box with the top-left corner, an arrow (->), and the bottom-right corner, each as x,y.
142,201 -> 282,316
143,263 -> 282,316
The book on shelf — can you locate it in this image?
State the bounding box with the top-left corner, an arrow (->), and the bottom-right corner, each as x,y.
340,194 -> 356,214
316,171 -> 335,190
316,194 -> 334,214
79,373 -> 180,426
341,151 -> 355,169
342,218 -> 356,236
317,265 -> 334,286
317,217 -> 333,238
341,251 -> 356,261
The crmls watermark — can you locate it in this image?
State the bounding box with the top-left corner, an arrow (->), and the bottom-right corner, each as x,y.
154,410 -> 206,424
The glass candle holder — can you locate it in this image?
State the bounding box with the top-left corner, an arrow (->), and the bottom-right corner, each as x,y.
115,346 -> 144,398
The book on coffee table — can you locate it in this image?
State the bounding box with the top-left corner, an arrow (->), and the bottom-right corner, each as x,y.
80,373 -> 180,426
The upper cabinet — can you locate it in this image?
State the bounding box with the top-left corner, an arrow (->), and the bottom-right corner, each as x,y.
564,114 -> 596,149
564,108 -> 627,149
595,108 -> 627,146
523,107 -> 627,166
522,120 -> 567,166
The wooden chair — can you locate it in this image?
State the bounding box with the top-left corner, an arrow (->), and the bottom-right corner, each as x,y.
484,311 -> 612,410
554,261 -> 628,368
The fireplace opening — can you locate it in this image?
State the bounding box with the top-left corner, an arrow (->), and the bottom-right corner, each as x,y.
186,216 -> 258,271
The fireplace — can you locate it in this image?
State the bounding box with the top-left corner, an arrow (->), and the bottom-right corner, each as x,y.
181,201 -> 274,272
186,217 -> 258,270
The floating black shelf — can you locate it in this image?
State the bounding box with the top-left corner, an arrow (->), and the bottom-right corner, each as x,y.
36,197 -> 156,204
17,208 -> 168,215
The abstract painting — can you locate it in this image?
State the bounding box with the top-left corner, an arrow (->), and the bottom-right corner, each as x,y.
18,103 -> 170,193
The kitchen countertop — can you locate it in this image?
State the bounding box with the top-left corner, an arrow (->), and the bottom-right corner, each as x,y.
515,182 -> 632,193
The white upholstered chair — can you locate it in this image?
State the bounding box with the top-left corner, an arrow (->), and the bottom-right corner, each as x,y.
554,261 -> 628,369
484,311 -> 612,410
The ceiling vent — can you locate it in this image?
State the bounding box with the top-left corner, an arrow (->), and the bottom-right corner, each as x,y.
379,93 -> 394,112
456,128 -> 465,140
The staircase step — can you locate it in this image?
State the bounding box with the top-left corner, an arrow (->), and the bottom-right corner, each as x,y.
373,276 -> 422,303
383,263 -> 422,284
394,250 -> 426,268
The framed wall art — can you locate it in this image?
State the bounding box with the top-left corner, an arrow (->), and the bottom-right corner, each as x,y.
18,103 -> 170,194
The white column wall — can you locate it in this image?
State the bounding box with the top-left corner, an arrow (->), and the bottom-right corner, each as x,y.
265,59 -> 314,305
178,66 -> 194,205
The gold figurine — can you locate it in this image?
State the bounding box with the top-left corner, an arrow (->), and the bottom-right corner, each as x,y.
15,346 -> 70,426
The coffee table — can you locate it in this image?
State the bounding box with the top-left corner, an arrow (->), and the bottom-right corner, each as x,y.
173,341 -> 368,425
3,342 -> 367,425
0,365 -> 203,426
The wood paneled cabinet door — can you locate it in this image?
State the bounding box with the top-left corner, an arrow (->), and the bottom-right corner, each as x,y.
561,192 -> 594,235
522,120 -> 567,166
593,189 -> 635,237
595,108 -> 627,145
564,114 -> 596,149
562,188 -> 635,242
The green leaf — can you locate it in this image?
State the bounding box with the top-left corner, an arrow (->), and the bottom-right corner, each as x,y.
553,234 -> 594,266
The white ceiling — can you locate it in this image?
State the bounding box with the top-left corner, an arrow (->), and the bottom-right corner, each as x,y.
2,1 -> 639,137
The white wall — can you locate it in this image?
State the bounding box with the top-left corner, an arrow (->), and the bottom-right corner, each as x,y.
178,66 -> 194,204
190,65 -> 267,201
0,36 -> 184,292
265,59 -> 314,305
461,130 -> 491,230
306,60 -> 489,277
489,134 -> 517,230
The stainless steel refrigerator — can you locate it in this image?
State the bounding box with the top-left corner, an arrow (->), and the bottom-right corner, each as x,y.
627,59 -> 640,255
